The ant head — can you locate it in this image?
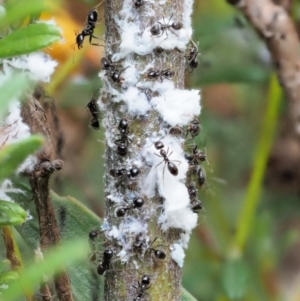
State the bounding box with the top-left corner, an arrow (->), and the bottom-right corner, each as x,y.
134,0 -> 144,8
147,69 -> 159,79
190,59 -> 198,69
154,140 -> 164,150
141,275 -> 150,285
129,167 -> 140,178
133,197 -> 144,208
116,207 -> 126,217
103,248 -> 114,259
75,32 -> 85,49
101,57 -> 112,70
154,249 -> 166,260
90,117 -> 100,130
118,118 -> 129,132
150,24 -> 161,36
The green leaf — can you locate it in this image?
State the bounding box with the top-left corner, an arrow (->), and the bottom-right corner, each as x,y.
0,23 -> 61,59
0,0 -> 58,28
0,259 -> 11,275
0,271 -> 19,285
18,191 -> 103,301
0,73 -> 30,119
0,239 -> 89,301
0,200 -> 27,226
0,135 -> 44,182
181,287 -> 198,301
220,258 -> 249,300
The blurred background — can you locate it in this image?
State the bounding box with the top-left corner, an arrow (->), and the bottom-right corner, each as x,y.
39,0 -> 300,300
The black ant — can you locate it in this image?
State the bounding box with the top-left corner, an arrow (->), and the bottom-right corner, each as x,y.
88,230 -> 103,261
116,197 -> 144,217
134,0 -> 144,8
186,39 -> 199,71
86,96 -> 101,130
132,233 -> 147,253
169,125 -> 183,136
101,57 -> 116,71
89,230 -> 102,242
133,275 -> 151,301
110,167 -> 140,181
147,68 -> 174,82
154,141 -> 180,177
185,145 -> 207,165
185,117 -> 201,139
148,237 -> 166,260
101,57 -> 128,83
75,4 -> 103,49
114,118 -> 132,156
150,14 -> 183,37
187,183 -> 203,212
195,166 -> 206,187
97,248 -> 113,275
110,66 -> 129,83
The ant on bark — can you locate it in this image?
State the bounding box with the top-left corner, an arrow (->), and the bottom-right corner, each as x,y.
150,14 -> 183,38
154,140 -> 180,177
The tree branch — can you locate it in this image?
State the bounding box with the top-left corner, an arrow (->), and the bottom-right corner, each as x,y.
228,0 -> 300,137
21,95 -> 73,301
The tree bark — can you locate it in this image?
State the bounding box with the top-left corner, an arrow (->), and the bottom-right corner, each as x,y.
102,0 -> 189,300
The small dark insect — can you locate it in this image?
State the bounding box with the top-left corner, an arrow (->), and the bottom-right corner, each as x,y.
154,144 -> 180,177
150,14 -> 183,38
75,5 -> 103,49
133,275 -> 151,301
97,248 -> 113,275
110,66 -> 129,83
100,57 -> 116,71
88,229 -> 103,262
116,197 -> 144,217
185,117 -> 201,139
186,39 -> 199,71
147,68 -> 174,82
196,166 -> 206,187
132,233 -> 147,253
114,118 -> 132,156
148,237 -> 166,260
134,0 -> 144,8
169,125 -> 183,136
185,145 -> 206,165
89,230 -> 102,241
110,167 -> 140,182
86,97 -> 101,130
187,183 -> 203,213
191,200 -> 203,212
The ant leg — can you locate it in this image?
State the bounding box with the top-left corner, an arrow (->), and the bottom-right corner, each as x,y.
172,160 -> 181,165
162,163 -> 166,185
91,34 -> 102,40
89,35 -> 105,46
155,159 -> 164,169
